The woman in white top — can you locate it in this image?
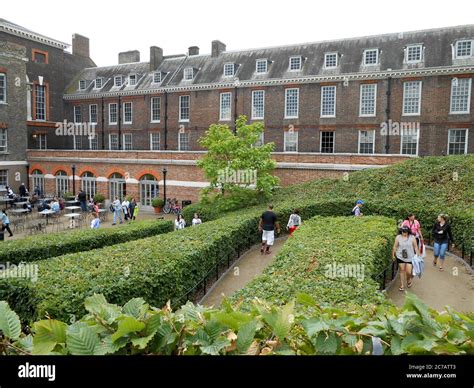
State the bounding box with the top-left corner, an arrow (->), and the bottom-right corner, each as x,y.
286,209 -> 302,235
392,226 -> 420,291
175,214 -> 186,230
192,213 -> 202,226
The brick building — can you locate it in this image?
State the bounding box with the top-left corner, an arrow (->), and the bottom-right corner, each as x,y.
0,19 -> 94,193
3,22 -> 473,208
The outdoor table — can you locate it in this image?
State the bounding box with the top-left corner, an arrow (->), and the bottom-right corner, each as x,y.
39,209 -> 56,225
64,213 -> 81,228
12,201 -> 28,208
65,206 -> 81,212
10,208 -> 29,214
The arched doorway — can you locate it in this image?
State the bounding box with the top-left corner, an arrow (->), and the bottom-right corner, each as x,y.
140,174 -> 159,209
81,172 -> 97,200
55,170 -> 69,197
109,173 -> 126,201
32,169 -> 45,195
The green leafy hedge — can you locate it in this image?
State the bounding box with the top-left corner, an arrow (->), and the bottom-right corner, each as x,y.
1,293 -> 472,355
233,216 -> 395,307
0,219 -> 174,265
0,199 -> 353,324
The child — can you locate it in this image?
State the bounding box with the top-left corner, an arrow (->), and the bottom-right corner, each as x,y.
192,213 -> 202,226
133,202 -> 139,220
286,209 -> 301,235
90,213 -> 100,229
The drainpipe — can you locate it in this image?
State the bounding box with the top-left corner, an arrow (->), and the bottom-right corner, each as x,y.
233,86 -> 238,134
164,91 -> 168,150
101,96 -> 105,149
385,76 -> 392,154
118,95 -> 122,150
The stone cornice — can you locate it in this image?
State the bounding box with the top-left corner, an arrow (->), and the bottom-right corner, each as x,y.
0,22 -> 69,50
63,65 -> 474,100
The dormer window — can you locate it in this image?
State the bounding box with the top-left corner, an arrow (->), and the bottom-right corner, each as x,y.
289,56 -> 302,71
128,74 -> 137,86
363,49 -> 379,65
184,67 -> 194,80
78,80 -> 86,90
153,72 -> 162,84
406,44 -> 423,63
324,53 -> 338,68
114,76 -> 123,87
455,40 -> 473,58
223,63 -> 235,77
256,59 -> 268,74
94,78 -> 103,89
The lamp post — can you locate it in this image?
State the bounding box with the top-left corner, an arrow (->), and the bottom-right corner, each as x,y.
162,167 -> 167,203
25,164 -> 30,193
72,164 -> 76,197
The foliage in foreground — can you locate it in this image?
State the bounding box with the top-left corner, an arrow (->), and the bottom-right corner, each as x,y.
1,293 -> 472,356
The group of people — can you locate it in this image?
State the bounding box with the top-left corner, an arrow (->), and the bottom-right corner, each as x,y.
110,197 -> 139,225
174,213 -> 202,230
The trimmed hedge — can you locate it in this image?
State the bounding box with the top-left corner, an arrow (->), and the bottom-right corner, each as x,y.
233,216 -> 395,307
0,199 -> 354,323
0,219 -> 174,265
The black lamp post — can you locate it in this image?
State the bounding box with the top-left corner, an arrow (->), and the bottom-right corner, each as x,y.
162,167 -> 167,203
25,164 -> 30,193
71,164 -> 76,197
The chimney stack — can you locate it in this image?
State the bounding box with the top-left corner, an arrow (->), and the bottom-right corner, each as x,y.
119,50 -> 140,64
188,46 -> 200,56
72,34 -> 90,57
150,46 -> 163,70
212,40 -> 226,57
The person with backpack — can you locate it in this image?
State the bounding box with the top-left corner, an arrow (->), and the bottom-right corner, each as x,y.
259,204 -> 280,255
286,209 -> 301,235
392,226 -> 420,291
112,197 -> 123,225
351,200 -> 364,216
401,213 -> 424,248
432,214 -> 454,271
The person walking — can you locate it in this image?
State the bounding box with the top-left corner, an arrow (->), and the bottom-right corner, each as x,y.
402,213 -> 424,248
351,200 -> 364,216
129,198 -> 137,220
19,183 -> 27,197
175,214 -> 186,230
192,213 -> 202,226
132,202 -> 139,221
259,204 -> 280,255
112,197 -> 123,225
286,209 -> 301,235
392,226 -> 420,291
122,198 -> 130,221
432,214 -> 454,271
90,213 -> 100,229
0,209 -> 13,237
78,190 -> 88,212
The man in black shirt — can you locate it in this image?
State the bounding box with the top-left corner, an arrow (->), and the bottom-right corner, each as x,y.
78,190 -> 87,212
259,204 -> 280,255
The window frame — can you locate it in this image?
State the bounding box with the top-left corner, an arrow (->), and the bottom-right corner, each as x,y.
289,56 -> 302,71
152,72 -> 162,84
402,81 -> 422,116
0,73 -> 6,103
320,85 -> 337,118
400,126 -> 420,156
450,77 -> 472,114
89,104 -> 98,124
179,95 -> 190,122
359,83 -> 377,117
73,106 -> 82,124
447,128 -> 469,155
109,133 -> 119,150
455,40 -> 473,59
94,78 -> 103,89
251,90 -> 265,120
358,129 -> 376,154
114,75 -> 123,87
324,52 -> 338,68
123,102 -> 133,124
219,92 -> 232,121
123,133 -> 133,151
109,103 -> 118,125
34,83 -> 47,121
320,131 -> 335,153
0,170 -> 7,190
0,129 -> 7,153
406,44 -> 423,63
178,131 -> 190,151
78,80 -> 86,91
183,68 -> 194,81
363,49 -> 379,66
284,88 -> 299,119
150,132 -> 160,151
128,74 -> 137,86
283,130 -> 298,152
256,59 -> 268,74
150,97 -> 161,123
223,63 -> 235,77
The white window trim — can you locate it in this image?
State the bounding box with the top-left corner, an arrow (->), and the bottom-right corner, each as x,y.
150,97 -> 161,123
93,78 -> 103,90
405,44 -> 423,63
114,75 -> 123,87
447,128 -> 469,155
363,49 -> 379,66
289,56 -> 302,71
283,130 -> 298,153
109,134 -> 119,151
123,133 -> 133,150
359,84 -> 377,117
123,102 -> 133,124
256,59 -> 268,74
0,129 -> 7,153
455,40 -> 474,59
284,88 -> 299,119
128,74 -> 138,86
89,135 -> 98,150
251,90 -> 265,120
320,131 -> 335,153
219,92 -> 232,121
183,68 -> 194,81
152,72 -> 162,84
358,130 -> 376,154
324,52 -> 338,68
449,78 -> 472,115
150,133 -> 160,151
89,104 -> 98,124
73,106 -> 81,124
108,103 -> 118,125
179,95 -> 190,122
320,85 -> 337,118
402,81 -> 422,116
178,131 -> 190,151
78,80 -> 86,91
223,63 -> 235,77
400,127 -> 420,156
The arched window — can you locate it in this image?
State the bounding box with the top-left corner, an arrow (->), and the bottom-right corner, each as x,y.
109,173 -> 126,201
139,174 -> 159,208
32,169 -> 44,195
55,170 -> 69,197
81,171 -> 97,199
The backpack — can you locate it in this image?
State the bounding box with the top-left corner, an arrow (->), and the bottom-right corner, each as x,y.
350,206 -> 357,216
109,204 -> 114,212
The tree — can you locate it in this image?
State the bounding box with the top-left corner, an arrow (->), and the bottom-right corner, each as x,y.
197,115 -> 279,198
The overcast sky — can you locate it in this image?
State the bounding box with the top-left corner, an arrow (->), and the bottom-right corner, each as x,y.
3,0 -> 473,66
